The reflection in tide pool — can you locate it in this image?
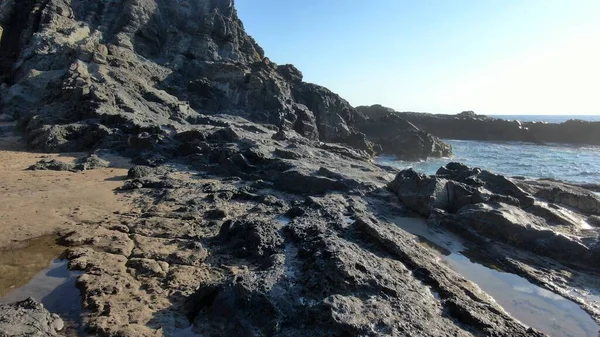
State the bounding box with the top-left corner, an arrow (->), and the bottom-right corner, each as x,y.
390,217 -> 600,337
446,253 -> 598,337
0,259 -> 83,336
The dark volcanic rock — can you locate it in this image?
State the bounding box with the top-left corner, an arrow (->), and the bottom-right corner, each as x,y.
357,105 -> 600,145
74,154 -> 110,170
0,297 -> 65,336
356,108 -> 452,160
447,202 -> 597,264
218,219 -> 283,261
390,162 -> 600,268
388,169 -> 451,216
436,162 -> 535,208
2,1 -> 592,336
1,0 -> 384,155
515,178 -> 600,215
273,169 -> 349,195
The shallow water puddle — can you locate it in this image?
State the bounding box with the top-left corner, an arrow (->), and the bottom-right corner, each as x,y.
0,235 -> 66,296
0,236 -> 83,336
390,217 -> 600,337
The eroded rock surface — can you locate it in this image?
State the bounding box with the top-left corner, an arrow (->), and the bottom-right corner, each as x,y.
0,0 -> 448,161
0,297 -> 65,336
389,162 -> 600,268
56,164 -> 544,336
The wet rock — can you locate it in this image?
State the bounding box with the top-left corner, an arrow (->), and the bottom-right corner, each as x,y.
437,162 -> 534,208
387,169 -> 451,216
446,202 -> 598,265
526,201 -> 591,230
390,163 -> 600,268
589,215 -> 600,227
0,298 -> 64,336
515,179 -> 600,215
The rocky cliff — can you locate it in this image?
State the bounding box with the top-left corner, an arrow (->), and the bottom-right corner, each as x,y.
0,0 -> 371,151
0,0 -> 452,160
358,105 -> 600,145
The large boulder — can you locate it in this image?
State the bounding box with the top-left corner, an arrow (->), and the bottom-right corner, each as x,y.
437,162 -> 534,207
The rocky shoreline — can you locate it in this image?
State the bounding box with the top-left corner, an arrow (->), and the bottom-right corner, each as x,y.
1,1 -> 600,336
358,105 -> 600,146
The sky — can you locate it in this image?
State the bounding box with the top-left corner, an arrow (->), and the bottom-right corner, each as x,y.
236,0 -> 600,115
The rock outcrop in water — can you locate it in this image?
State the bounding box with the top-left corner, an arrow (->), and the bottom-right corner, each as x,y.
357,105 -> 600,145
389,162 -> 600,267
1,0 -> 599,336
356,110 -> 452,160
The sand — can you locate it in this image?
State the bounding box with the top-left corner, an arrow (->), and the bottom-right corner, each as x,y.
0,122 -> 131,249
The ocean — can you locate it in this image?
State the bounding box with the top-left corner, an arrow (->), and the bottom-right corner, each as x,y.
490,115 -> 600,123
377,139 -> 600,185
377,115 -> 600,185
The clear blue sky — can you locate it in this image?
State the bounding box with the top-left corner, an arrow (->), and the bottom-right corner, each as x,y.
236,1 -> 600,115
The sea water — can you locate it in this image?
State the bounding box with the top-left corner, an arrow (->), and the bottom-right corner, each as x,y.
491,115 -> 600,123
377,139 -> 600,185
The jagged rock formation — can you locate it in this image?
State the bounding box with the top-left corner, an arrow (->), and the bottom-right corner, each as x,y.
358,104 -> 600,145
0,0 -> 453,160
0,0 -> 366,150
54,149 -> 546,336
389,162 -> 600,267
